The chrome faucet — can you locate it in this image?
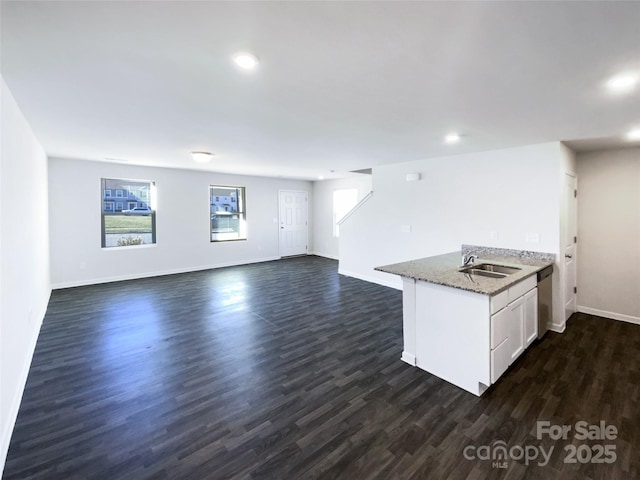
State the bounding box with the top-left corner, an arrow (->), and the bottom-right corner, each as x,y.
461,254 -> 477,267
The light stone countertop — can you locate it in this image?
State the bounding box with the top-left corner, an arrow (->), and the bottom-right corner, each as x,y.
375,250 -> 555,296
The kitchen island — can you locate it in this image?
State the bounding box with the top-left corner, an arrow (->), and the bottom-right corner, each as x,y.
376,245 -> 554,396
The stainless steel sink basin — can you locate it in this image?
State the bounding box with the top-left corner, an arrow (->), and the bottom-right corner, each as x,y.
461,269 -> 507,279
471,263 -> 521,274
459,263 -> 522,278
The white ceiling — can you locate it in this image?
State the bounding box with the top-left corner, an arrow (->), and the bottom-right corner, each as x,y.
1,1 -> 639,180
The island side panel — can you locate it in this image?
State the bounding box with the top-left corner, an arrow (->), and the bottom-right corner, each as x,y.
401,277 -> 417,366
414,280 -> 491,396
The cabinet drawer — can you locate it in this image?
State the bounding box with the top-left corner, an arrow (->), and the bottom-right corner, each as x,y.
490,289 -> 509,314
491,307 -> 510,348
508,275 -> 536,302
491,338 -> 510,383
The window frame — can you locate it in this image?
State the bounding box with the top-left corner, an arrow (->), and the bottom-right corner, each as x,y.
101,178 -> 157,249
210,185 -> 247,242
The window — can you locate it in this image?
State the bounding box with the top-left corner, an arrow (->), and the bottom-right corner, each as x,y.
210,185 -> 246,242
101,178 -> 156,248
333,188 -> 358,237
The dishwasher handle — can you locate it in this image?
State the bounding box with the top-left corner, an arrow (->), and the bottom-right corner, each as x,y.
537,265 -> 554,282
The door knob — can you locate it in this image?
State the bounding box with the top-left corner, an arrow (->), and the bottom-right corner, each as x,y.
565,254 -> 572,259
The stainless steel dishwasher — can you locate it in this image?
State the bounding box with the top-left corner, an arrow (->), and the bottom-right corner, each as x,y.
537,265 -> 553,339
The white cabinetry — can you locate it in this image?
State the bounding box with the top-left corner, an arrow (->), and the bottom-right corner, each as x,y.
401,272 -> 541,396
524,288 -> 538,348
489,276 -> 538,384
508,296 -> 525,362
413,281 -> 491,396
490,307 -> 511,383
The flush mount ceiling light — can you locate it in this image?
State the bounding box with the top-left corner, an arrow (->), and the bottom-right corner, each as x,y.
191,151 -> 214,163
445,133 -> 461,144
606,72 -> 639,93
232,52 -> 259,71
625,128 -> 640,141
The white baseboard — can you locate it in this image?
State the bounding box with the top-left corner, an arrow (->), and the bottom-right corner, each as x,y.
51,256 -> 281,289
548,322 -> 566,334
310,251 -> 339,260
337,268 -> 402,290
577,305 -> 640,326
1,290 -> 51,475
401,351 -> 416,366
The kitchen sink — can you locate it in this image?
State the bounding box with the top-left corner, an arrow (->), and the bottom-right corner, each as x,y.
461,269 -> 507,279
459,263 -> 521,278
471,263 -> 521,274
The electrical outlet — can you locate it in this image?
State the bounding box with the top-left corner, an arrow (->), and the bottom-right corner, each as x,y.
526,232 -> 540,243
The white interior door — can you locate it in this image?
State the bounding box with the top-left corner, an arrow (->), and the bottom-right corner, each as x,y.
563,174 -> 577,320
279,190 -> 308,257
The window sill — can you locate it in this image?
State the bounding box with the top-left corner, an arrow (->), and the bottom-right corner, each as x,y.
102,243 -> 157,251
210,238 -> 247,243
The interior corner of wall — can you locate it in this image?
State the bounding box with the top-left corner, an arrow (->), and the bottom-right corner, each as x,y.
548,320 -> 566,334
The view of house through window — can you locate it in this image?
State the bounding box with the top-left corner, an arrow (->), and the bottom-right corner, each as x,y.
101,178 -> 156,248
210,185 -> 246,241
333,188 -> 358,237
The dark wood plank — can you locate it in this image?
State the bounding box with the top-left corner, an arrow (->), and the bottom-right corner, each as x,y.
4,256 -> 639,479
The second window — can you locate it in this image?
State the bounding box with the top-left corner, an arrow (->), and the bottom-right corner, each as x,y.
210,185 -> 246,241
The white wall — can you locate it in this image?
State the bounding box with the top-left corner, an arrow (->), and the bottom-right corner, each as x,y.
576,148 -> 640,324
340,142 -> 564,288
311,174 -> 372,259
339,142 -> 572,326
0,77 -> 51,472
49,158 -> 312,287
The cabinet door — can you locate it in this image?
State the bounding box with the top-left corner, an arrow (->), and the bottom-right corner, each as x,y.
524,288 -> 538,347
508,296 -> 525,362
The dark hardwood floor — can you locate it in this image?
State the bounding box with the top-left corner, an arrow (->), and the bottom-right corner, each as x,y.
4,256 -> 639,479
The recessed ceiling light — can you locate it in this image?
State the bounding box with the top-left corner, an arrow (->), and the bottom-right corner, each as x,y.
625,128 -> 640,141
606,73 -> 638,93
232,52 -> 259,71
445,133 -> 461,144
318,176 -> 324,180
191,151 -> 214,163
